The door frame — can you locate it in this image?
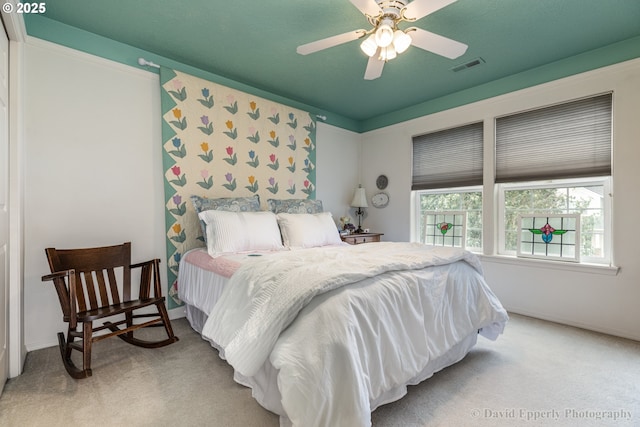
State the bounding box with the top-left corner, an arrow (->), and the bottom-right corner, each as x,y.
2,3 -> 27,379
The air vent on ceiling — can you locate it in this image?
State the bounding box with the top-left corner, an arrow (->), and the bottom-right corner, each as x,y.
450,57 -> 485,72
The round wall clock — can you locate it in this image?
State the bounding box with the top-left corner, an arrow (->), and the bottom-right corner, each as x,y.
376,174 -> 388,190
371,192 -> 389,208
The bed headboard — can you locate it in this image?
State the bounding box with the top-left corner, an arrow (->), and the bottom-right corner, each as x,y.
160,67 -> 317,308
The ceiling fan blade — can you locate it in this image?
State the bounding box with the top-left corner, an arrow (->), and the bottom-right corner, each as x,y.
349,0 -> 382,17
297,30 -> 366,55
409,28 -> 468,59
364,52 -> 385,80
403,0 -> 457,20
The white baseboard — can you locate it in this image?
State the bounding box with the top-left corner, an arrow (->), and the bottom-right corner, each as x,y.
27,306 -> 188,352
169,306 -> 186,320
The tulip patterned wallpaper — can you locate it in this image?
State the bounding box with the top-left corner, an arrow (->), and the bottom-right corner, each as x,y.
160,68 -> 316,307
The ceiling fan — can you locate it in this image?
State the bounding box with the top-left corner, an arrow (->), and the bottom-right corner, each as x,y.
296,0 -> 468,80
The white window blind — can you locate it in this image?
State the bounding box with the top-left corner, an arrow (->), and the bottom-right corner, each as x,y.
412,122 -> 483,190
495,94 -> 612,183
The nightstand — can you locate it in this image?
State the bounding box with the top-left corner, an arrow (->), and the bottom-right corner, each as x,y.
341,232 -> 384,245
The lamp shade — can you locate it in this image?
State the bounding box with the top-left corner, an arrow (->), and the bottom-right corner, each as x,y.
379,45 -> 397,61
375,22 -> 394,48
360,34 -> 377,57
393,30 -> 411,54
350,187 -> 368,208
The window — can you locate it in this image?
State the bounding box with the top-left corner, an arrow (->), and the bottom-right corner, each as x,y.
498,178 -> 610,264
495,93 -> 612,264
412,122 -> 483,251
414,188 -> 482,251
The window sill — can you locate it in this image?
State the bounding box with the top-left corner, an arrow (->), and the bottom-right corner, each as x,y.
477,254 -> 620,276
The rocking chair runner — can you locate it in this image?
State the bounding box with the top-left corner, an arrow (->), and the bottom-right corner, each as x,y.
42,242 -> 178,379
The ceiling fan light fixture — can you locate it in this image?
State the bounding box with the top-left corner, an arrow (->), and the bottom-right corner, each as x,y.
379,45 -> 397,61
374,21 -> 394,47
296,0 -> 466,80
392,30 -> 411,54
360,34 -> 377,57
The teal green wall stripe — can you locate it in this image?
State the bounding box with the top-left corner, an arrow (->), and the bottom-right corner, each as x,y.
25,15 -> 359,132
25,15 -> 640,134
359,35 -> 640,132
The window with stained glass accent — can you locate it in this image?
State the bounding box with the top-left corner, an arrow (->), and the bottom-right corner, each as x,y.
500,178 -> 609,264
414,189 -> 482,251
517,214 -> 580,262
423,211 -> 466,248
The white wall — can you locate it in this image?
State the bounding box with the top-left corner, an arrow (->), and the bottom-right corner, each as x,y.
315,122 -> 362,222
360,59 -> 640,341
23,39 -> 166,350
21,39 -> 362,351
355,125 -> 413,242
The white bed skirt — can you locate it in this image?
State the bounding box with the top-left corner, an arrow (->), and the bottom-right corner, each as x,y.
185,304 -> 479,425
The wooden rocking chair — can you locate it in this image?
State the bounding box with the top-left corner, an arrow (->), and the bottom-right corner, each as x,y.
42,242 -> 179,379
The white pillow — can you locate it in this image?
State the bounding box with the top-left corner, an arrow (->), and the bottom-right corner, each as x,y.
277,212 -> 342,249
198,210 -> 284,256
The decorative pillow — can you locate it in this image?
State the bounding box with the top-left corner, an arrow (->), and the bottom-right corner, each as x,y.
267,198 -> 323,214
191,195 -> 261,243
198,210 -> 284,256
276,212 -> 342,249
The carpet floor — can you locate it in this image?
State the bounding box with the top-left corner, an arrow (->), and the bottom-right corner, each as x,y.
0,313 -> 638,426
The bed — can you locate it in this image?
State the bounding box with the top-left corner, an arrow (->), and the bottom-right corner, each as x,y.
177,204 -> 508,427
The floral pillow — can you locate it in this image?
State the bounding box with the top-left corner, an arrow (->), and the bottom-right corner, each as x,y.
191,195 -> 261,243
267,198 -> 323,214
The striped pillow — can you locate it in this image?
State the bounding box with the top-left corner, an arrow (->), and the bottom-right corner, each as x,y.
198,210 -> 284,256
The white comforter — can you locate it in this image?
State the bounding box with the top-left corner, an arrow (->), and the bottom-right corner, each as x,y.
202,242 -> 508,427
